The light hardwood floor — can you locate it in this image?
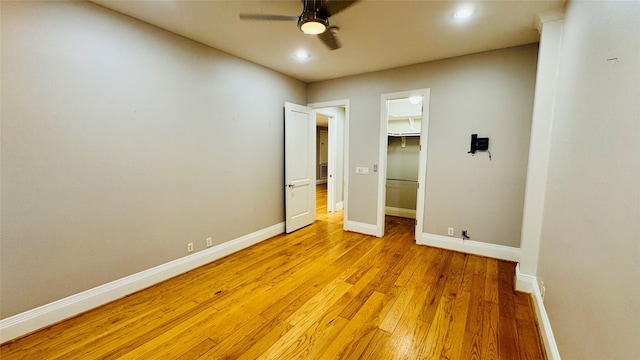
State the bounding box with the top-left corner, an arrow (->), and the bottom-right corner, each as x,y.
0,185 -> 545,359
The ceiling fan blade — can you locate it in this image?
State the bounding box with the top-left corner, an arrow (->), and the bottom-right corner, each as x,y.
320,0 -> 358,17
318,27 -> 341,50
239,14 -> 299,21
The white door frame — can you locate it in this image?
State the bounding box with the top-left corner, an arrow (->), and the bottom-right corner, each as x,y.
308,99 -> 350,227
377,89 -> 430,239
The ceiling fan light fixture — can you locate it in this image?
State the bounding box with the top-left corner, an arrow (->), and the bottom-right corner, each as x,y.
298,11 -> 328,34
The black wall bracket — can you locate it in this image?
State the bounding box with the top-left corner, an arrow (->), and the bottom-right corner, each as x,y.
468,134 -> 489,154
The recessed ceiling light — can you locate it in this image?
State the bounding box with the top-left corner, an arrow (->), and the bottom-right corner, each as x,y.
294,50 -> 310,60
453,7 -> 474,19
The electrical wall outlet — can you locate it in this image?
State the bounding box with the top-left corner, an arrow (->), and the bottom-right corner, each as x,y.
206,237 -> 213,247
447,227 -> 454,236
187,242 -> 194,253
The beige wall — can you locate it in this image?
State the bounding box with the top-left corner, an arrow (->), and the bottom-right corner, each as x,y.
536,1 -> 640,358
0,1 -> 306,318
308,45 -> 538,246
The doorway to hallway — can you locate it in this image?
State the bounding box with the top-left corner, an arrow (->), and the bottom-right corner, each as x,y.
309,100 -> 349,230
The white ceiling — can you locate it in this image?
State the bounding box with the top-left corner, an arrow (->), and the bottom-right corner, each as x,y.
92,0 -> 564,83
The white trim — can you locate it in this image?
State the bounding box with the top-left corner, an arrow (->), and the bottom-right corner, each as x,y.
385,206 -> 416,219
335,201 -> 344,211
533,7 -> 565,32
377,95 -> 390,237
344,220 -> 379,237
514,263 -> 536,293
414,89 -> 430,241
515,265 -> 561,360
0,222 -> 285,343
520,13 -> 564,277
316,179 -> 327,185
418,232 -> 520,262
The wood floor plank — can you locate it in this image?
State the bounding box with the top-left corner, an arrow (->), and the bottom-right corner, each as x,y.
461,330 -> 484,360
517,319 -> 547,360
176,338 -> 217,360
139,310 -> 242,360
419,250 -> 454,324
190,315 -> 269,359
376,249 -> 428,333
498,261 -> 518,320
279,312 -> 350,359
498,261 -> 521,359
358,328 -> 390,360
499,314 -> 522,360
57,300 -> 202,359
485,258 -> 500,304
439,255 -> 474,360
319,291 -> 386,360
368,252 -> 436,359
481,301 -> 500,360
0,185 -> 546,360
254,280 -> 355,359
378,278 -> 417,332
231,318 -> 295,360
101,304 -> 220,359
467,273 -> 487,335
514,290 -> 535,322
286,270 -> 357,326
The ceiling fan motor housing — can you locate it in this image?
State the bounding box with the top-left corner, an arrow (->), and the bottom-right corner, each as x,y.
298,0 -> 330,34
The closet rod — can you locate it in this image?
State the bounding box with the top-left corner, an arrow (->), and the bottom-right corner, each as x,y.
386,178 -> 418,183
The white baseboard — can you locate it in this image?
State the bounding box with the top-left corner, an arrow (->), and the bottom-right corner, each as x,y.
344,220 -> 380,237
0,222 -> 285,343
515,264 -> 561,360
335,201 -> 344,211
384,206 -> 416,219
514,264 -> 536,293
418,232 -> 520,262
316,179 -> 327,184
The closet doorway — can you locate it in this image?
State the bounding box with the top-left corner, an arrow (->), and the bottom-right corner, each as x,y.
377,89 -> 430,240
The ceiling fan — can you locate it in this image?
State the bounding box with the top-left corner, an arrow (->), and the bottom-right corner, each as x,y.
239,0 -> 359,50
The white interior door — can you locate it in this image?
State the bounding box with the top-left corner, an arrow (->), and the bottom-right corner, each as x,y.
285,102 -> 316,233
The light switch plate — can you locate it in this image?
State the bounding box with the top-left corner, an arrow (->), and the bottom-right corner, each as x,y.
355,167 -> 369,175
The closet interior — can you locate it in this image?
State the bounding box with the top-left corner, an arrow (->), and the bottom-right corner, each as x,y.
385,97 -> 422,219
